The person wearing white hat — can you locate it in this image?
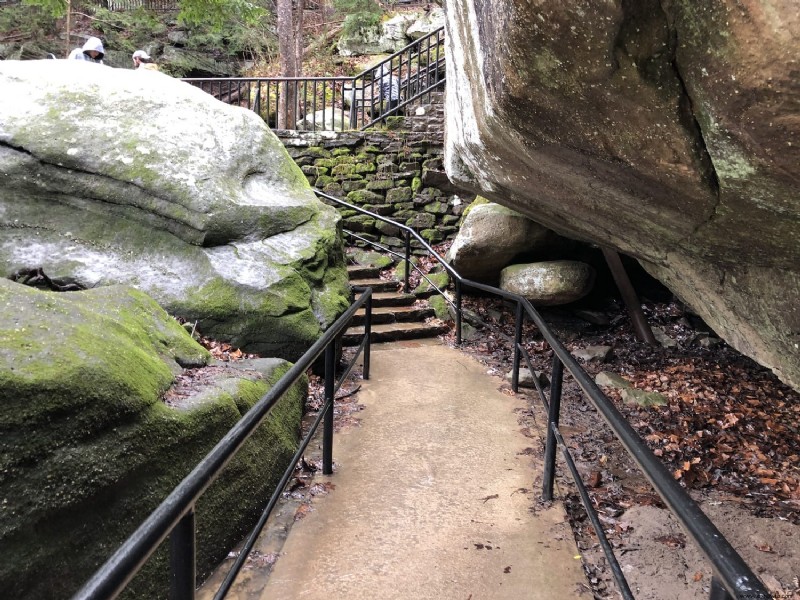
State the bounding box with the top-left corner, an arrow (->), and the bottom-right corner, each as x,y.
132,50 -> 159,71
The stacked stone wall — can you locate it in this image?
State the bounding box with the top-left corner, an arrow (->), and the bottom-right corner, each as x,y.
278,110 -> 471,253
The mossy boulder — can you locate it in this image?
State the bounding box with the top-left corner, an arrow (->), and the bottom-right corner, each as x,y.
415,271 -> 451,296
0,61 -> 350,361
428,294 -> 454,321
0,280 -> 306,599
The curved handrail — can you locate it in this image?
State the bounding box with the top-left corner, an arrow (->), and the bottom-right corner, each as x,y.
316,188 -> 769,600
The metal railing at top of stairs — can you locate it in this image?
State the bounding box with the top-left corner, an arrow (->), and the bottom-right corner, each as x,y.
183,26 -> 445,132
314,189 -> 771,600
71,288 -> 373,600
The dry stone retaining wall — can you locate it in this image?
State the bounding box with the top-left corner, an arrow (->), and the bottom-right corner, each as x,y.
278,111 -> 470,254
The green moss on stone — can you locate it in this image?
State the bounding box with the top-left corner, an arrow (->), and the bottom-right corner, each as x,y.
332,164 -> 357,176
0,281 -> 307,599
460,196 -> 491,222
421,228 -> 444,243
315,175 -> 335,188
304,146 -> 331,158
406,212 -> 436,229
423,201 -> 448,214
428,294 -> 453,321
347,190 -> 384,204
344,215 -> 376,232
386,187 -> 413,203
342,180 -> 367,192
366,179 -> 394,191
416,271 -> 450,295
355,162 -> 377,174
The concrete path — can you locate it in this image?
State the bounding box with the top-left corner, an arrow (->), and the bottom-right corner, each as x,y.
254,340 -> 586,600
198,340 -> 586,599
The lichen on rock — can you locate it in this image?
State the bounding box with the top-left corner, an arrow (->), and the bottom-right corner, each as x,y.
0,60 -> 350,361
444,0 -> 800,389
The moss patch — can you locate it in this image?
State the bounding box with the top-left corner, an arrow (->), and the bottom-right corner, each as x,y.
0,281 -> 307,599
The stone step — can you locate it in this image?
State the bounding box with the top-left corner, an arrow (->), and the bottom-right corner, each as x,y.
350,278 -> 401,293
346,265 -> 382,279
369,291 -> 417,307
342,321 -> 449,346
350,305 -> 434,326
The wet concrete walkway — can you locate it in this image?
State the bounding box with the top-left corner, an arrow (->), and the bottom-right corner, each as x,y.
203,339 -> 586,600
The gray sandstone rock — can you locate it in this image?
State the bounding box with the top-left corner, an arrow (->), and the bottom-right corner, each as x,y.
380,14 -> 418,52
0,60 -> 350,361
499,261 -> 595,306
446,202 -> 556,281
407,7 -> 446,40
296,108 -> 350,132
652,326 -> 680,349
573,345 -> 613,362
444,0 -> 800,389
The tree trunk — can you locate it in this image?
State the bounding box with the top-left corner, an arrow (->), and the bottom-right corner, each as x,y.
294,0 -> 305,74
64,0 -> 72,58
277,0 -> 297,128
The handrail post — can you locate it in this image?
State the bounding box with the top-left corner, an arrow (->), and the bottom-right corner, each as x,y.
455,279 -> 462,345
363,292 -> 372,380
403,230 -> 411,293
542,354 -> 564,501
169,508 -> 196,600
511,300 -> 524,393
709,576 -> 734,600
322,342 -> 336,475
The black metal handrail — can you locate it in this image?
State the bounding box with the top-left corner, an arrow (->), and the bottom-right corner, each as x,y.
316,190 -> 457,300
72,288 -> 373,600
107,0 -> 179,11
316,189 -> 770,600
183,26 -> 445,131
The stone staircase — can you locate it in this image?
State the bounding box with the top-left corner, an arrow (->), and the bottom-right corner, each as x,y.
343,261 -> 449,346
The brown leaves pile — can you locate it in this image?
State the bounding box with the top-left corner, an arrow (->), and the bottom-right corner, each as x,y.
198,337 -> 257,362
623,359 -> 799,518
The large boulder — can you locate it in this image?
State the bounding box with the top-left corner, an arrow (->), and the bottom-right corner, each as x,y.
444,1 -> 800,389
337,27 -> 384,57
380,13 -> 419,53
0,60 -> 350,361
446,201 -> 557,281
407,7 -> 446,40
500,261 -> 595,306
0,280 -> 306,599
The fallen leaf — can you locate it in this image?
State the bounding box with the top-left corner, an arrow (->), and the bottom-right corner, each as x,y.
655,534 -> 686,548
294,503 -> 313,521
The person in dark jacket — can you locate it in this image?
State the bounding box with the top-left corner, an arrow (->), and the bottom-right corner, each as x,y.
67,37 -> 105,63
